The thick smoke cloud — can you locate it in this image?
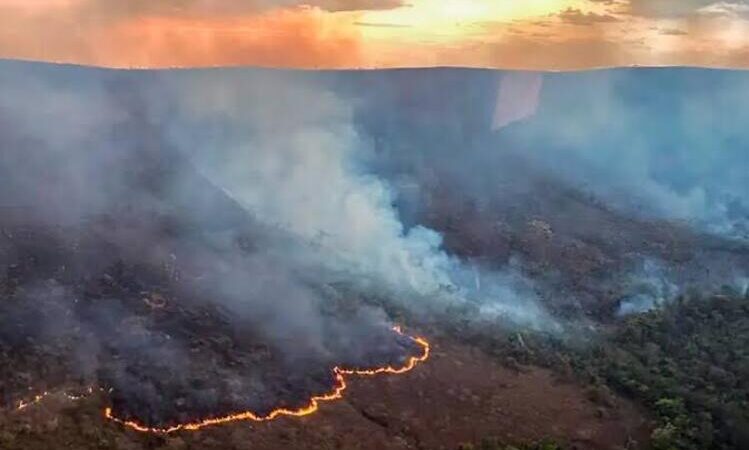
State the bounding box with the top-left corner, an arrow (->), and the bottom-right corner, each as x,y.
154,70 -> 453,296
146,69 -> 553,329
0,62 -> 423,355
0,62 -> 426,420
0,61 -> 555,420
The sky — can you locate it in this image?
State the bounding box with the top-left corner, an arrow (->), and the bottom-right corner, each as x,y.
0,0 -> 748,69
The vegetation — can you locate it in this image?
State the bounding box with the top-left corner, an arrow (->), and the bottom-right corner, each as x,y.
452,288 -> 749,449
572,292 -> 749,450
457,438 -> 563,450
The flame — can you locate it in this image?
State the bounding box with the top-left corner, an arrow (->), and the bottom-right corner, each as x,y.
104,326 -> 430,434
15,387 -> 97,410
16,392 -> 50,411
12,327 -> 429,434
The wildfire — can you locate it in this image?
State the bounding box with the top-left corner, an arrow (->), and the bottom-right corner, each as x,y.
15,387 -> 98,410
16,392 -> 50,411
105,326 -> 430,433
14,326 -> 430,434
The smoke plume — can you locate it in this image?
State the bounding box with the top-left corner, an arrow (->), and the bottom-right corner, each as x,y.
0,61 -> 554,423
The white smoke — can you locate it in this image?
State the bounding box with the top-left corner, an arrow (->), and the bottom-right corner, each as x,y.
493,70 -> 749,241
616,259 -> 679,316
153,69 -> 553,329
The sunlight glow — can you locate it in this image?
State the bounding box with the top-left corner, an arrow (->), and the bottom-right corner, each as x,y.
357,0 -> 583,41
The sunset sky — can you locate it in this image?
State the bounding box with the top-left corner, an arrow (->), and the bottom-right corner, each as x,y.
1,0 -> 748,69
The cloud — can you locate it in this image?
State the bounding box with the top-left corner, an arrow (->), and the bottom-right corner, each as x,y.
698,1 -> 749,17
309,0 -> 404,12
354,21 -> 411,28
0,0 -> 748,69
626,0 -> 749,17
0,7 -> 365,68
434,31 -> 632,70
557,7 -> 620,25
659,28 -> 689,35
23,0 -> 405,18
0,0 -> 402,68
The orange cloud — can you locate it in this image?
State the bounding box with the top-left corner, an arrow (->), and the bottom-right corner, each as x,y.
0,6 -> 364,68
104,10 -> 364,68
0,0 -> 747,69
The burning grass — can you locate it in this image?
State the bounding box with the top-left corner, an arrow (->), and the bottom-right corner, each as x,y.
102,326 -> 429,433
12,327 -> 429,434
0,218 -> 432,432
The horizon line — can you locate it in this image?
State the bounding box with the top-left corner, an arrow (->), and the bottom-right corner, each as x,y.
2,57 -> 749,74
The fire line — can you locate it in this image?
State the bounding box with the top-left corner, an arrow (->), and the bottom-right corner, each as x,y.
14,326 -> 430,434
105,326 -> 430,433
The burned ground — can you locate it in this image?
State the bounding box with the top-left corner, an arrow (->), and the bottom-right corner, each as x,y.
0,209 -> 422,429
0,333 -> 648,450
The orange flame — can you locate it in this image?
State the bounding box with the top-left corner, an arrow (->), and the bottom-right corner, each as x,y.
16,392 -> 50,411
15,387 -> 97,411
104,326 -> 430,434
